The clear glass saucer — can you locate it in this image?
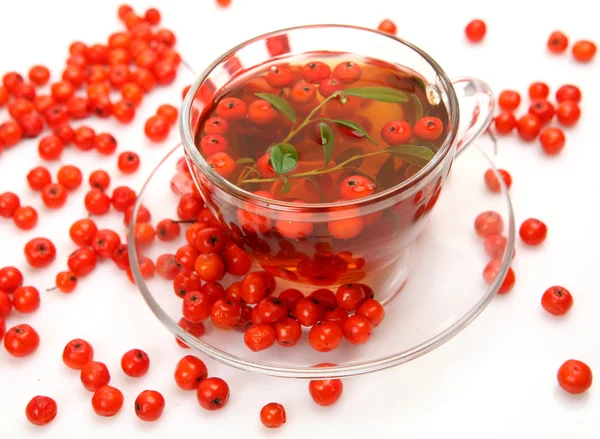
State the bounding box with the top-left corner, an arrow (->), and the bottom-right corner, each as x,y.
128,141 -> 514,379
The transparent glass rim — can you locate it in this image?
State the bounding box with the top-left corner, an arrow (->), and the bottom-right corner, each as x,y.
128,143 -> 516,379
179,24 -> 460,213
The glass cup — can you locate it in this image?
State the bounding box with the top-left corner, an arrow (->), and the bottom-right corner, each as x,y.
180,24 -> 495,304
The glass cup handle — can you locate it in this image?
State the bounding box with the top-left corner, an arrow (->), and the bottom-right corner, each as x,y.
451,77 -> 495,157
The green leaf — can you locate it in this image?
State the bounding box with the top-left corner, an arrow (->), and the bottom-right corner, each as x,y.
270,143 -> 298,174
255,93 -> 296,123
280,176 -> 291,193
319,123 -> 335,167
334,147 -> 364,167
376,155 -> 397,189
329,119 -> 377,144
342,87 -> 409,103
304,177 -> 326,202
236,157 -> 256,165
386,144 -> 435,167
410,94 -> 424,124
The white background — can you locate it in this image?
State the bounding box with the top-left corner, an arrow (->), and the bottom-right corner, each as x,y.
1,0 -> 599,437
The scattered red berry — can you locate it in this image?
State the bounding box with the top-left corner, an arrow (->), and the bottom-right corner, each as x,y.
465,19 -> 486,43
25,396 -> 57,426
92,386 -> 124,417
557,360 -> 593,394
309,364 -> 343,406
498,90 -> 521,111
174,355 -> 208,390
541,286 -> 573,316
556,84 -> 582,103
121,349 -> 150,377
12,286 -> 40,313
24,237 -> 56,268
547,31 -> 569,54
483,260 -> 516,294
260,402 -> 286,429
572,40 -> 596,62
197,377 -> 230,410
62,339 -> 94,370
528,82 -> 550,100
80,361 -> 111,392
377,19 -> 397,35
135,390 -> 165,422
4,323 -> 40,357
519,218 -> 547,245
484,169 -> 512,193
540,127 -> 565,155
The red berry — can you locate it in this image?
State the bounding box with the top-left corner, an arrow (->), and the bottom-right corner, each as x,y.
3,323 -> 40,357
483,260 -> 516,294
556,101 -> 581,127
254,297 -> 287,324
308,365 -> 343,406
498,90 -> 521,111
483,234 -> 511,260
12,286 -> 40,313
62,339 -> 94,370
484,169 -> 512,192
342,314 -> 373,344
0,290 -> 12,319
18,113 -> 44,138
41,183 -> 68,209
182,291 -> 212,323
28,65 -> 50,86
73,126 -> 96,150
309,288 -> 337,310
93,133 -> 118,155
117,151 -> 140,173
295,297 -> 325,327
56,271 -> 78,294
377,19 -> 397,34
113,99 -> 136,123
265,65 -> 293,88
210,298 -> 241,329
541,286 -> 573,316
381,120 -> 412,144
517,114 -> 542,141
144,7 -> 161,24
145,114 -> 171,142
572,40 -> 596,62
244,324 -> 276,351
557,360 -> 593,394
135,390 -> 165,422
309,321 -> 343,352
547,31 -> 569,54
175,317 -> 205,348
0,192 -> 20,218
92,229 -> 122,259
204,117 -> 229,135
153,60 -> 177,85
556,84 -> 582,103
248,99 -> 278,125
26,396 -> 57,426
206,152 -> 236,179
38,135 -> 64,161
197,377 -> 229,411
57,165 -> 83,190
278,288 -> 304,313
528,99 -> 555,125
332,61 -> 362,84
335,283 -> 365,311
70,218 -> 98,246
24,237 -> 56,268
290,80 -> 317,105
13,206 -> 38,230
111,185 -> 137,212
121,349 -> 150,377
318,77 -> 345,98
519,218 -> 547,245
241,271 -> 274,304
216,97 -> 248,121
528,82 -> 550,100
195,253 -> 225,282
540,127 -> 565,155
223,244 -> 251,276
80,361 -> 111,392
89,170 -> 111,191
68,247 -> 97,277
0,120 -> 23,147
339,175 -> 376,200
92,386 -> 124,417
413,116 -> 443,140
85,189 -> 111,215
174,355 -> 208,390
156,104 -> 178,125
274,317 -> 302,347
465,19 -> 486,42
474,211 -> 503,237
260,403 -> 286,429
0,266 -> 23,293
356,298 -> 385,327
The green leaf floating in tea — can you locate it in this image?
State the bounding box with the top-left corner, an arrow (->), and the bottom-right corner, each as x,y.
280,176 -> 291,193
342,86 -> 409,103
270,143 -> 298,174
319,123 -> 335,167
329,119 -> 377,144
235,157 -> 256,165
386,144 -> 435,167
255,93 -> 297,123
